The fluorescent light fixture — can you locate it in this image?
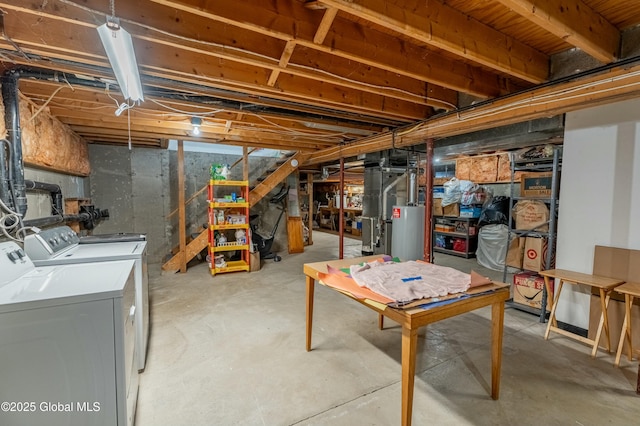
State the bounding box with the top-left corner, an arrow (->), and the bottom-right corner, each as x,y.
191,117 -> 202,136
97,17 -> 144,102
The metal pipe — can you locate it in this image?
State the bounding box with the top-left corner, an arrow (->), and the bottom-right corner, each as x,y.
24,180 -> 64,215
1,70 -> 26,217
0,138 -> 11,210
407,171 -> 418,206
23,215 -> 63,228
339,157 -> 344,259
424,139 -> 434,262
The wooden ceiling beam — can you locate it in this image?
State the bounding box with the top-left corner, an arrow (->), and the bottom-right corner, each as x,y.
306,61 -> 640,165
147,0 -> 507,97
496,0 -> 619,63
316,0 -> 548,84
71,123 -> 328,152
267,40 -> 297,87
2,47 -> 402,127
313,7 -> 339,44
0,8 -> 427,122
18,80 -> 383,137
60,115 -> 336,148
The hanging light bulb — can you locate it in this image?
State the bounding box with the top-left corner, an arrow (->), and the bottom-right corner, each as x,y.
191,117 -> 202,136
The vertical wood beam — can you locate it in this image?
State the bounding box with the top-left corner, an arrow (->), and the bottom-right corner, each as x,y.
177,140 -> 187,273
243,146 -> 249,181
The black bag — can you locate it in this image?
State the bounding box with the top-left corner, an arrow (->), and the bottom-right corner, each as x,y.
478,196 -> 510,228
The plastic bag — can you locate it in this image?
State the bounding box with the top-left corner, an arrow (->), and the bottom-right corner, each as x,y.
476,224 -> 518,272
477,196 -> 510,228
442,178 -> 461,207
461,184 -> 488,205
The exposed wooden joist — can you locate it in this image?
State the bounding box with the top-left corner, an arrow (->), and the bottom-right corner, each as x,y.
313,7 -> 339,44
2,46 -> 403,128
317,0 -> 548,83
496,0 -> 619,63
48,110 -> 340,147
306,61 -> 640,164
145,0 -> 508,97
17,79 -> 383,137
267,40 -> 297,87
1,6 -> 435,118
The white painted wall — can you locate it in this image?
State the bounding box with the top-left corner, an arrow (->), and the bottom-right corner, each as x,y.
556,98 -> 640,328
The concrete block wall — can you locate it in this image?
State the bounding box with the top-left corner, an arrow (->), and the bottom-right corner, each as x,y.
88,144 -> 284,267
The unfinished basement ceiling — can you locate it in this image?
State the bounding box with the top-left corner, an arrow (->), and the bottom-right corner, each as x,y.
1,0 -> 640,163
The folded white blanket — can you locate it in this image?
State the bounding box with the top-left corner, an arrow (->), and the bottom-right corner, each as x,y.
349,260 -> 470,303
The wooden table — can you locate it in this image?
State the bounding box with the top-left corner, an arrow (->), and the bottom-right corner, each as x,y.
303,256 -> 510,426
613,281 -> 640,367
539,269 -> 625,357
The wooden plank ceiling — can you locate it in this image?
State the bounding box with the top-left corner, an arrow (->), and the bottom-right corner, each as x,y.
1,0 -> 639,163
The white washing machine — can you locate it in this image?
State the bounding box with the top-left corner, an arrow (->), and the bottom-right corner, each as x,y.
0,241 -> 138,426
24,226 -> 150,372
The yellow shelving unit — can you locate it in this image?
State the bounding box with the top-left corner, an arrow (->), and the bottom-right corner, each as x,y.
208,180 -> 250,275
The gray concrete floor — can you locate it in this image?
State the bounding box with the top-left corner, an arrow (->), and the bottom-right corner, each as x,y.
137,232 -> 640,425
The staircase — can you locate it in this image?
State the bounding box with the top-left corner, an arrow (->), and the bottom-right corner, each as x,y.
161,151 -> 309,272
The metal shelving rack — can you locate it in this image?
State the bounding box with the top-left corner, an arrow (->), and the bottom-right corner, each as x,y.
433,216 -> 479,259
502,147 -> 561,322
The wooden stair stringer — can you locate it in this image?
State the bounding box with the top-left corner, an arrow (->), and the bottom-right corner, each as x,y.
249,152 -> 309,207
161,228 -> 208,272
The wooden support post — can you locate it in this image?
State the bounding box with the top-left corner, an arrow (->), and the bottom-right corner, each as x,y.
178,140 -> 187,273
243,146 -> 249,181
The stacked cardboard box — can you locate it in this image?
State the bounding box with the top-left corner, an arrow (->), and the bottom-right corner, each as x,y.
513,272 -> 552,311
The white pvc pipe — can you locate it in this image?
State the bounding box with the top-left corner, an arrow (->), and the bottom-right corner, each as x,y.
382,173 -> 406,220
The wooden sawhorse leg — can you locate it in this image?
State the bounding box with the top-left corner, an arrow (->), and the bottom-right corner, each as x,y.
591,289 -> 612,357
615,294 -> 635,366
545,279 -> 564,339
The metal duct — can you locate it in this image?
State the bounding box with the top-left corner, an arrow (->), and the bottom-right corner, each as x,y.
382,173 -> 406,221
1,70 -> 27,217
407,171 -> 418,206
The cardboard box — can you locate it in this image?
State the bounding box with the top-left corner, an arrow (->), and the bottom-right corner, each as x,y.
433,198 -> 444,216
250,251 -> 261,272
459,206 -> 482,218
443,202 -> 459,217
522,237 -> 554,272
506,237 -> 525,269
513,272 -> 552,311
433,187 -> 445,198
520,172 -> 554,197
588,294 -> 640,352
513,200 -> 549,231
